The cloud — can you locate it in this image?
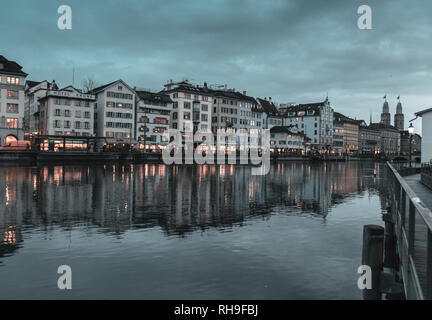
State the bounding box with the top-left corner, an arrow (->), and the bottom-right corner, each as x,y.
2,0 -> 431,132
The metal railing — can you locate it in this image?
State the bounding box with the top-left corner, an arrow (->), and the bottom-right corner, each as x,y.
387,162 -> 432,299
421,163 -> 432,177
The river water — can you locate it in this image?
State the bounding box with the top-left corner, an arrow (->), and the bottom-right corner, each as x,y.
0,161 -> 387,299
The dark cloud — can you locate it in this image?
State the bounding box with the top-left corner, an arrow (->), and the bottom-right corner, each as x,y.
2,0 -> 431,132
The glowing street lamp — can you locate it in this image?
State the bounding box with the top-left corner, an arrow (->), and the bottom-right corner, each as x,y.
408,123 -> 414,167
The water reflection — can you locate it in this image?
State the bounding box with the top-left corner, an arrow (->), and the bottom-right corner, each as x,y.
0,162 -> 387,259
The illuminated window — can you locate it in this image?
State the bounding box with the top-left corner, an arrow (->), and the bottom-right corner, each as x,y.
7,77 -> 19,85
6,118 -> 19,128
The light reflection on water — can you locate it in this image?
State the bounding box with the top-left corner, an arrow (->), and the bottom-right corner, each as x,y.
0,162 -> 386,299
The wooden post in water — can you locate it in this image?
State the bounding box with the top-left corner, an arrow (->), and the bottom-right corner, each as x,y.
362,224 -> 384,300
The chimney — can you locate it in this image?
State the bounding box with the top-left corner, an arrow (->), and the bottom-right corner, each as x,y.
204,82 -> 208,88
243,91 -> 246,95
269,97 -> 272,101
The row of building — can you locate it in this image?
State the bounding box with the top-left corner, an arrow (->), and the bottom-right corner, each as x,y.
0,55 -> 420,155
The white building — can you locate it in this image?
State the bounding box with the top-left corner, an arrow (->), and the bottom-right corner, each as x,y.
24,80 -> 54,135
270,126 -> 305,153
91,80 -> 136,142
256,98 -> 283,129
0,55 -> 27,145
415,108 -> 432,163
135,90 -> 173,152
162,80 -> 212,134
38,85 -> 96,136
280,98 -> 334,152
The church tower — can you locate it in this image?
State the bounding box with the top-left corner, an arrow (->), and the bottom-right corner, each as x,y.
394,96 -> 404,131
380,95 -> 391,126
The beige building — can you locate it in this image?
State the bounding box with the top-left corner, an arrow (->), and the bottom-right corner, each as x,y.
332,112 -> 361,154
0,55 -> 27,145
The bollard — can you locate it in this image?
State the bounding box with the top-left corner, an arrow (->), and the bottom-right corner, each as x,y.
362,224 -> 384,300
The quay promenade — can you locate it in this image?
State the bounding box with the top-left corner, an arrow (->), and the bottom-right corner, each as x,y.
363,163 -> 432,300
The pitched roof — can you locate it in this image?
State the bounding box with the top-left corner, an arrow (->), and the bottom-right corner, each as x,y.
0,55 -> 27,77
333,112 -> 362,125
25,80 -> 41,89
136,90 -> 173,104
270,126 -> 307,138
368,122 -> 399,132
415,108 -> 432,116
257,98 -> 280,116
89,80 -> 118,94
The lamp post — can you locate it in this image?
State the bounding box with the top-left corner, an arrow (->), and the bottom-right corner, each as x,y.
408,122 -> 414,168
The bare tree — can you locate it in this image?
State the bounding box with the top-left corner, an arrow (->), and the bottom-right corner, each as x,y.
82,76 -> 97,93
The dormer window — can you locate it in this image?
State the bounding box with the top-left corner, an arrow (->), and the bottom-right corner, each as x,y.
118,86 -> 123,91
0,63 -> 3,69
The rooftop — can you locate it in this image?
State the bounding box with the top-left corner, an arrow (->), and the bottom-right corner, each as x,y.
0,55 -> 27,77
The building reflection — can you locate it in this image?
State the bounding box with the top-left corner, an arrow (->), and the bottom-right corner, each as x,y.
0,161 -> 387,259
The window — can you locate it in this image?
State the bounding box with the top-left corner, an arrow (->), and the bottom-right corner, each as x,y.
75,121 -> 81,129
155,118 -> 167,124
184,112 -> 191,120
201,114 -> 208,122
7,77 -> 19,85
84,111 -> 90,118
55,109 -> 61,116
7,90 -> 19,99
76,110 -> 81,118
64,110 -> 71,117
6,118 -> 18,128
107,91 -> 133,100
6,103 -> 19,113
184,102 -> 191,109
54,120 -> 61,128
64,120 -> 70,128
84,122 -> 90,129
201,104 -> 208,111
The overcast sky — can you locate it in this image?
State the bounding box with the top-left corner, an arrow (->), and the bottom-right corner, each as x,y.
2,0 -> 432,133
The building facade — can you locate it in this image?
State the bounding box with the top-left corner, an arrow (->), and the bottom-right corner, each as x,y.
24,80 -> 54,135
400,130 -> 421,156
332,112 -> 360,154
162,80 -> 212,134
281,98 -> 333,152
415,108 -> 432,163
359,122 -> 381,154
257,98 -> 283,130
368,123 -> 400,155
0,55 -> 27,145
270,126 -> 305,153
135,90 -> 173,152
38,85 -> 96,136
91,80 -> 136,142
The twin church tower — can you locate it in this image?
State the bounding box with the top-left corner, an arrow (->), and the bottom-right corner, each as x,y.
380,96 -> 404,131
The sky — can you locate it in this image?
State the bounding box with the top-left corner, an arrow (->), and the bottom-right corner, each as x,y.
2,0 -> 432,133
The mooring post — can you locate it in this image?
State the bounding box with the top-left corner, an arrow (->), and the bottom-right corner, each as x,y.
362,224 -> 385,300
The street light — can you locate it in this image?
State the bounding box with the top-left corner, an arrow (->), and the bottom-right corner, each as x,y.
408,122 -> 414,168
